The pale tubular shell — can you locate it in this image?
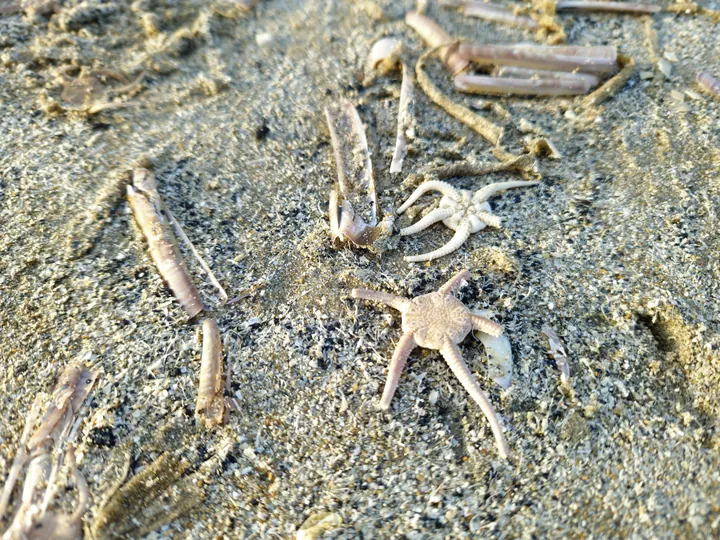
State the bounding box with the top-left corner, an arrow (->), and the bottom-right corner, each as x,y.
127,168 -> 205,319
390,62 -> 414,174
458,43 -> 618,74
555,1 -> 661,13
405,10 -> 469,75
369,37 -> 403,74
473,310 -> 512,389
326,102 -> 385,247
196,318 -> 225,428
697,71 -> 720,97
463,2 -> 541,31
297,512 -> 343,540
493,65 -> 601,87
455,74 -> 591,96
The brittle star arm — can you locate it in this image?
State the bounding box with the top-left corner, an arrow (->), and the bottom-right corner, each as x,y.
378,332 -> 416,410
397,180 -> 458,214
474,180 -> 539,202
473,210 -> 502,229
472,314 -> 503,337
351,288 -> 411,313
399,207 -> 454,236
405,220 -> 471,263
438,269 -> 471,295
440,339 -> 509,458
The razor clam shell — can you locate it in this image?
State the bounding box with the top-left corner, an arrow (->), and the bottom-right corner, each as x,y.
127,168 -> 205,319
459,43 -> 618,74
455,74 -> 591,96
326,102 -> 384,247
196,318 -> 225,428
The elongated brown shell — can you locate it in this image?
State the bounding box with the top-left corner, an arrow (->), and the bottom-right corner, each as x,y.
196,318 -> 225,428
127,168 -> 205,319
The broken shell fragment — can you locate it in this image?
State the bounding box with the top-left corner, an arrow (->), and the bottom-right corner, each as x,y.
369,37 -> 404,74
127,168 -> 205,319
196,318 -> 225,428
326,101 -> 392,247
455,74 -> 591,96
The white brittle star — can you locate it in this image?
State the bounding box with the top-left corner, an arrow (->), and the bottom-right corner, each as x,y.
396,179 -> 539,262
351,269 -> 510,458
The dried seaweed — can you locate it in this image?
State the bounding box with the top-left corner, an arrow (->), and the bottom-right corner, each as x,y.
582,53 -> 634,107
415,47 -> 503,146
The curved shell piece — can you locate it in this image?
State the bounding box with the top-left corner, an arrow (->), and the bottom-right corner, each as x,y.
474,310 -> 512,389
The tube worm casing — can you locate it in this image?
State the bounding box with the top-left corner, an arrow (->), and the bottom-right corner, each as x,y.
127,168 -> 205,319
196,318 -> 225,428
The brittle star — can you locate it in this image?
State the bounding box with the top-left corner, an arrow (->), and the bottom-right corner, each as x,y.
351,269 -> 510,458
396,179 -> 539,262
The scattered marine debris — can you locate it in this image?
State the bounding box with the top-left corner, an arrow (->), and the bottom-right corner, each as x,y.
352,269 -> 510,458
397,178 -> 539,262
542,326 -> 570,383
415,46 -> 504,145
326,101 -> 393,248
0,364 -> 97,539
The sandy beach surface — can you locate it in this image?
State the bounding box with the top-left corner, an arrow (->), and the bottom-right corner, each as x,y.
1,0 -> 720,537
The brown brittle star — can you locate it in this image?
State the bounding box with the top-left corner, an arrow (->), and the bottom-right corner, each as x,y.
351,269 -> 510,458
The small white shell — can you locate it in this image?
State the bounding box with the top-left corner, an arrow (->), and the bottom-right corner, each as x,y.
369,37 -> 403,73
